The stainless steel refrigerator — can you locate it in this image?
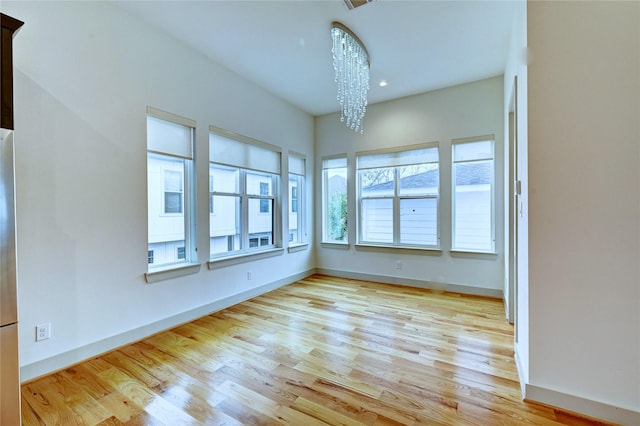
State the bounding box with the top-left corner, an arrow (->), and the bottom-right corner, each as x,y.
1,12 -> 23,424
0,127 -> 19,425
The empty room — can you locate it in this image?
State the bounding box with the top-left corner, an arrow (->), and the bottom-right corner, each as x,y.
0,1 -> 638,425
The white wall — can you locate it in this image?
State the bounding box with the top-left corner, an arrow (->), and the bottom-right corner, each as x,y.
315,77 -> 504,294
528,0 -> 640,420
3,1 -> 314,380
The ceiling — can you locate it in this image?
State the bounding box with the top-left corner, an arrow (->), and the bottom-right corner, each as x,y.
116,1 -> 515,116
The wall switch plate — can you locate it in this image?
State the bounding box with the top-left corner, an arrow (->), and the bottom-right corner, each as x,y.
36,323 -> 51,341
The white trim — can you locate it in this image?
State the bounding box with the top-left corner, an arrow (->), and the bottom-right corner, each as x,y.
320,242 -> 350,250
315,268 -> 502,298
209,125 -> 282,153
145,262 -> 201,283
287,243 -> 308,253
208,248 -> 284,269
524,384 -> 640,426
20,268 -> 316,383
146,106 -> 196,128
354,243 -> 442,255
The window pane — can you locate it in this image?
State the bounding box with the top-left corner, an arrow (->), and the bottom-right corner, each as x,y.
454,160 -> 493,250
210,165 -> 239,193
361,198 -> 393,243
148,154 -> 186,266
398,164 -> 439,196
289,175 -> 301,243
248,198 -> 273,248
210,195 -> 241,255
400,198 -> 438,245
360,167 -> 395,197
324,167 -> 347,242
247,172 -> 272,196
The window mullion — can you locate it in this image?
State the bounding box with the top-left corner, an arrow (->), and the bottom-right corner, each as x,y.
393,167 -> 400,246
241,170 -> 248,251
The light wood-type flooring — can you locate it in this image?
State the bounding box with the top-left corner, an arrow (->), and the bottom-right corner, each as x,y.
21,275 -> 613,425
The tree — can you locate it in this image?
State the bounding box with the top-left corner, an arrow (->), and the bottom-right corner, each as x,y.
328,192 -> 347,240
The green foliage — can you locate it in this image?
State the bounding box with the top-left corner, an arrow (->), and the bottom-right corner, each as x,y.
328,192 -> 347,240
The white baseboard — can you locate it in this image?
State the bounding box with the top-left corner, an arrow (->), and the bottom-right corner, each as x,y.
525,384 -> 640,426
20,268 -> 315,382
315,268 -> 503,298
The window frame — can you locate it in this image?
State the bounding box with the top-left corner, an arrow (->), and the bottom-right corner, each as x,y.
146,107 -> 197,274
208,126 -> 282,261
321,155 -> 349,245
288,151 -> 306,246
451,135 -> 496,253
356,143 -> 440,250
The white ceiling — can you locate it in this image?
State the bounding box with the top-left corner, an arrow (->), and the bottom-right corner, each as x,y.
116,1 -> 515,116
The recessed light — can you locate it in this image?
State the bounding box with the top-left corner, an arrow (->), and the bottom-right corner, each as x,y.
379,80 -> 388,87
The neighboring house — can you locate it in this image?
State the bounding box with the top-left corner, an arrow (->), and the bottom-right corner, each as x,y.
149,163 -> 287,264
360,163 -> 490,248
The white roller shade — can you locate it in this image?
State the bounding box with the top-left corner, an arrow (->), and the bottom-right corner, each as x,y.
322,156 -> 347,169
453,140 -> 493,162
357,145 -> 438,170
209,130 -> 280,174
146,109 -> 194,159
289,153 -> 305,176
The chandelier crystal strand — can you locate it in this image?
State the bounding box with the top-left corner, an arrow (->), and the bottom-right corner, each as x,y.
331,23 -> 369,134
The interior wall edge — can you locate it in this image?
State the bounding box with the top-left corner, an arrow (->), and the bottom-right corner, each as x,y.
524,384 -> 640,426
19,268 -> 316,383
316,268 -> 503,299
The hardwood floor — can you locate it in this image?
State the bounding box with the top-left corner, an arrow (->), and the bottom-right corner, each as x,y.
21,275 -> 613,425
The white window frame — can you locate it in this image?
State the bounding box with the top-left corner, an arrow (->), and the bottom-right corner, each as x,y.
356,143 -> 440,249
208,126 -> 282,261
145,107 -> 197,276
288,151 -> 306,246
322,155 -> 349,244
451,135 -> 496,253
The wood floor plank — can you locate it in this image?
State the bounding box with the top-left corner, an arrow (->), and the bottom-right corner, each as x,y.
21,274 -> 616,426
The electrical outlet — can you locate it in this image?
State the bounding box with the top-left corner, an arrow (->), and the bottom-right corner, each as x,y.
36,323 -> 51,342
247,271 -> 252,280
395,261 -> 402,270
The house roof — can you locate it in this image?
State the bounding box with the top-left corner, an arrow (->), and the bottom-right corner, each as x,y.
362,162 -> 490,192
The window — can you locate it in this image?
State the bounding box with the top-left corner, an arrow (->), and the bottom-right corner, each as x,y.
164,170 -> 183,214
259,183 -> 270,213
147,107 -> 196,269
322,156 -> 348,243
452,137 -> 495,252
209,127 -> 281,258
288,153 -> 305,244
176,246 -> 186,260
357,144 -> 439,248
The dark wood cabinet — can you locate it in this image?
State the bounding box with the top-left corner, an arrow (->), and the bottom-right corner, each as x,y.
1,13 -> 24,130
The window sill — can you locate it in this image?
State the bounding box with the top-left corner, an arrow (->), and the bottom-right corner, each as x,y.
355,244 -> 442,256
287,243 -> 308,253
321,242 -> 350,250
208,248 -> 284,270
145,262 -> 201,283
449,249 -> 498,258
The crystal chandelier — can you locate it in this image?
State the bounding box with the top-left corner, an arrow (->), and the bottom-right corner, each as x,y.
331,22 -> 370,134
